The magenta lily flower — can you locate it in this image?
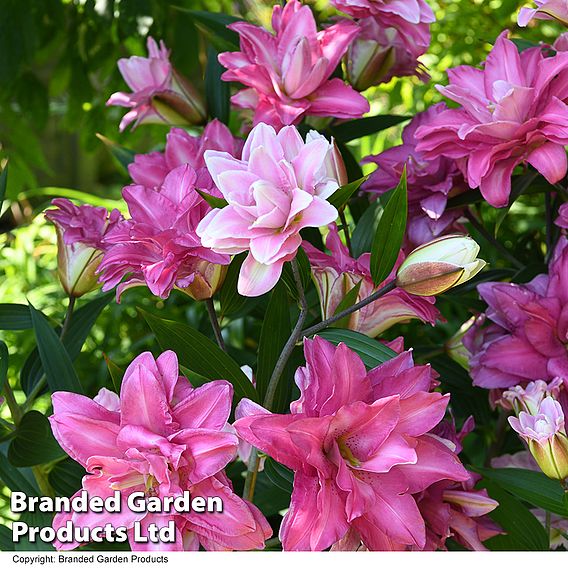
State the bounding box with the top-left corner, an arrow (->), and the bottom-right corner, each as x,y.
107,37 -> 206,131
98,165 -> 230,300
331,0 -> 435,24
128,120 -> 242,192
464,239 -> 568,388
234,337 -> 470,550
49,350 -> 271,551
363,104 -> 467,248
415,31 -> 568,207
218,0 -> 369,129
518,1 -> 568,27
304,224 -> 440,337
196,123 -> 340,297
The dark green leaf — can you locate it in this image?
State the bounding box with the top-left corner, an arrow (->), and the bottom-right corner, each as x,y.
0,340 -> 8,393
369,168 -> 407,285
0,524 -> 14,552
494,172 -> 538,236
0,162 -> 7,208
253,471 -> 293,517
141,309 -> 258,403
103,353 -> 124,393
281,249 -> 311,302
351,200 -> 382,257
482,480 -> 549,551
206,46 -> 230,124
96,134 -> 136,172
0,452 -> 40,496
180,9 -> 241,51
219,254 -> 249,319
48,458 -> 85,497
315,329 -> 397,369
264,457 -> 293,494
330,115 -> 411,143
475,467 -> 567,517
328,176 -> 369,211
15,511 -> 55,551
8,411 -> 64,467
0,304 -> 32,330
29,303 -> 83,394
196,188 -> 228,209
22,293 -> 112,395
256,282 -> 291,405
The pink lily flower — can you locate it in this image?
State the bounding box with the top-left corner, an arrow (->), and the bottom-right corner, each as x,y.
464,239 -> 568,388
518,1 -> 568,27
556,202 -> 568,229
304,224 -> 440,337
49,350 -> 271,551
363,104 -> 467,248
415,31 -> 568,207
107,37 -> 206,131
128,120 -> 242,192
331,0 -> 435,25
234,337 -> 470,550
98,165 -> 230,300
218,0 -> 369,129
196,123 -> 340,297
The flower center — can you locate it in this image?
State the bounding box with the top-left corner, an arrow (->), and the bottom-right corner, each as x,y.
337,438 -> 360,468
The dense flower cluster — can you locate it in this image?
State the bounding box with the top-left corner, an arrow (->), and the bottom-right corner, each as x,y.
50,351 -> 271,550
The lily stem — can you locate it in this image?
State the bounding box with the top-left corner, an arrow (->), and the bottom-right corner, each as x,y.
338,209 -> 353,256
243,259 -> 308,503
205,298 -> 226,352
302,280 -> 396,338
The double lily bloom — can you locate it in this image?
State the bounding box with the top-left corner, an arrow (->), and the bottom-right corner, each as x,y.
196,123 -> 342,297
98,165 -> 230,300
465,239 -> 568,388
219,0 -> 369,129
49,351 -> 271,551
304,224 -> 440,337
234,337 -> 472,551
107,38 -> 206,131
415,31 -> 568,207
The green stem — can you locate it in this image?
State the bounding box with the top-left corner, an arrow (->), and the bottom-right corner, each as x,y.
338,209 -> 353,256
205,298 -> 226,352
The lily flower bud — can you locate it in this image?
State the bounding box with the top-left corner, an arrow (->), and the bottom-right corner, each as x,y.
395,235 -> 486,296
178,262 -> 227,301
55,228 -> 102,298
509,395 -> 568,481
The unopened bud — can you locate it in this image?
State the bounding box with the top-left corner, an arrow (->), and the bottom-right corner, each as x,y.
177,262 -> 227,301
396,235 -> 486,296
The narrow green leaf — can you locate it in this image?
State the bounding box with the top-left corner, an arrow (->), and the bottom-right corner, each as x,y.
315,329 -> 397,369
475,467 -> 567,517
253,471 -> 293,517
256,283 -> 291,404
20,187 -> 125,212
103,353 -> 124,393
22,294 -> 112,395
179,9 -> 241,51
15,511 -> 55,551
0,162 -> 7,209
482,480 -> 549,551
0,452 -> 40,496
29,303 -> 83,394
494,172 -> 538,236
369,168 -> 407,285
205,46 -> 230,124
327,176 -> 369,210
96,133 -> 136,172
141,309 -> 258,403
8,411 -> 64,467
0,340 -> 8,393
264,457 -> 293,494
351,200 -> 382,257
0,304 -> 32,330
330,115 -> 411,143
196,188 -> 228,209
219,254 -> 248,318
332,280 -> 362,329
281,249 -> 311,302
0,524 -> 14,552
